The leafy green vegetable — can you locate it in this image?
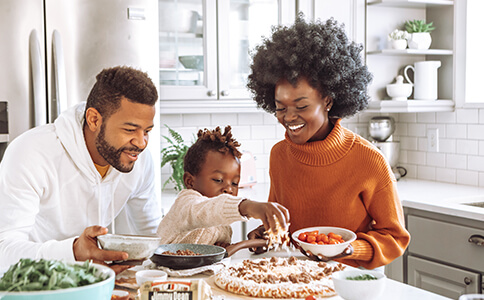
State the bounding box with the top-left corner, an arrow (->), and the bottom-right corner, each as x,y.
346,274 -> 378,281
0,258 -> 106,292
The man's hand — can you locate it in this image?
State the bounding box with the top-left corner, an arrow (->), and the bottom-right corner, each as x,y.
73,226 -> 132,274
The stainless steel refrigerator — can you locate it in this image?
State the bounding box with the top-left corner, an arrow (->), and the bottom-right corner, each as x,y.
0,0 -> 161,199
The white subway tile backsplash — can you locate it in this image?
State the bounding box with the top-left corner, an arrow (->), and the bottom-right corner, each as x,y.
456,169 -> 479,186
446,124 -> 467,139
480,141 -> 484,156
408,123 -> 426,137
456,139 -> 479,155
479,172 -> 484,187
238,113 -> 264,125
211,114 -> 238,127
263,139 -> 280,154
479,109 -> 484,124
160,114 -> 183,127
417,112 -> 436,123
398,113 -> 417,123
417,165 -> 436,181
407,150 -> 426,165
468,155 -> 484,172
182,114 -> 211,127
251,125 -> 276,139
439,139 -> 456,154
426,152 -> 446,167
231,125 -> 252,140
435,167 -> 456,184
417,137 -> 427,152
456,109 -> 479,124
468,124 -> 484,140
238,139 -> 264,154
436,111 -> 456,124
263,113 -> 278,125
400,136 -> 418,150
446,154 -> 467,170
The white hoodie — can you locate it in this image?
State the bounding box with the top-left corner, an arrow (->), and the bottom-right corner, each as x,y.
0,103 -> 162,268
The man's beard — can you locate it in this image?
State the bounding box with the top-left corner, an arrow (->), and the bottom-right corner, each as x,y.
95,124 -> 142,173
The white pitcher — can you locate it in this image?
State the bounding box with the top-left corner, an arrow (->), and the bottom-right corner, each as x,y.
403,61 -> 441,100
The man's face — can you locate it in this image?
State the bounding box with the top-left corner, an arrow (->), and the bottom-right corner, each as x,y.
95,98 -> 155,173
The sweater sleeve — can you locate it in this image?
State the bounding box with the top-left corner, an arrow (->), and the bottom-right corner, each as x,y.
340,181 -> 410,269
157,190 -> 247,243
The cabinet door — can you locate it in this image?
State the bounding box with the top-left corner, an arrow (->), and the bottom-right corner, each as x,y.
159,0 -> 218,100
408,255 -> 480,299
217,0 -> 282,100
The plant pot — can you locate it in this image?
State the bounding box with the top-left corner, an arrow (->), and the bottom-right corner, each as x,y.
390,39 -> 407,50
407,32 -> 432,50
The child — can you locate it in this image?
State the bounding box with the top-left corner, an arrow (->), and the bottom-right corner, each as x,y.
157,126 -> 289,250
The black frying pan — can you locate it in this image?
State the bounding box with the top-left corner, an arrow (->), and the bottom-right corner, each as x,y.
150,239 -> 268,270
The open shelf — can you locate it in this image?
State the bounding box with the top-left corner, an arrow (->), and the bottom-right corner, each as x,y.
367,49 -> 453,56
366,99 -> 454,113
367,0 -> 453,8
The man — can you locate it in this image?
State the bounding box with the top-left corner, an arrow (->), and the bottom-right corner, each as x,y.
0,66 -> 162,272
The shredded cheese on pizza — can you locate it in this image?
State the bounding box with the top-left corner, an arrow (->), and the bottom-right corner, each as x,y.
214,256 -> 345,298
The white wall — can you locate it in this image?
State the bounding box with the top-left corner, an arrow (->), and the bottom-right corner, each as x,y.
160,106 -> 484,190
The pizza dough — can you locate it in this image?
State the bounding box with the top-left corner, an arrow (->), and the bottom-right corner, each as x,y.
214,256 -> 345,298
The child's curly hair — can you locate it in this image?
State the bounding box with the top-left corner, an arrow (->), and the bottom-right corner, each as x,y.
184,126 -> 242,176
247,14 -> 373,118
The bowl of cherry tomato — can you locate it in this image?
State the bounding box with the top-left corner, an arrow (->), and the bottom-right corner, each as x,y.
292,226 -> 356,257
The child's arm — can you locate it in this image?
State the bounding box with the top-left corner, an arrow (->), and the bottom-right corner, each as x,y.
238,200 -> 290,234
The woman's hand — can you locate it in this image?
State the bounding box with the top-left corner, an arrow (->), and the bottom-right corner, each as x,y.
239,200 -> 290,233
73,226 -> 132,274
246,225 -> 269,254
294,241 -> 354,262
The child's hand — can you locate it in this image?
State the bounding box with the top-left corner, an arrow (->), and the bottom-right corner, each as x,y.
239,200 -> 290,234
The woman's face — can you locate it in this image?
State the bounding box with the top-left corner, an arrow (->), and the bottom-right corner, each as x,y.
274,78 -> 333,144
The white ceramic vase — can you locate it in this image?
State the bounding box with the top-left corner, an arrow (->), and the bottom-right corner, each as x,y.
407,32 -> 432,50
390,39 -> 407,50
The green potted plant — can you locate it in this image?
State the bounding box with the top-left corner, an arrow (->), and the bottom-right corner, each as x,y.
404,19 -> 435,50
388,29 -> 409,50
160,125 -> 193,191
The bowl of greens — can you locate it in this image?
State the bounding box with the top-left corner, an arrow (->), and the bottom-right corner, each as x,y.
332,269 -> 386,300
0,258 -> 115,299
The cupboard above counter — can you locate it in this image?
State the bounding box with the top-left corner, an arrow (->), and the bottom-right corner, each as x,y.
158,0 -> 295,114
365,0 -> 456,113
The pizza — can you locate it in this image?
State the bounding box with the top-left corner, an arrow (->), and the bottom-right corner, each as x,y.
214,256 -> 345,298
265,216 -> 290,249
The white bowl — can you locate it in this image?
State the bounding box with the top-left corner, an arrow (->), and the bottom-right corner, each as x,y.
386,83 -> 412,101
292,226 -> 356,257
0,261 -> 114,300
135,270 -> 168,286
97,234 -> 161,261
332,269 -> 386,300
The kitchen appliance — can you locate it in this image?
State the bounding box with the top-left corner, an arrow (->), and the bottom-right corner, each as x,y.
239,151 -> 257,188
369,117 -> 406,180
0,0 -> 161,197
404,61 -> 441,100
368,116 -> 395,142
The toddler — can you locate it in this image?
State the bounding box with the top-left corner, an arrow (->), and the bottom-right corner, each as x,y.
157,126 -> 289,249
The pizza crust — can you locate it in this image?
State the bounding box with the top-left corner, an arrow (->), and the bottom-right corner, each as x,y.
214,256 -> 345,298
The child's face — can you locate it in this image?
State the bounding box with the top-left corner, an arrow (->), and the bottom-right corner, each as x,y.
274,78 -> 333,144
185,150 -> 241,198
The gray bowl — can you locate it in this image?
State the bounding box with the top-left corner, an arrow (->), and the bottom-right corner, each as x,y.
178,55 -> 204,70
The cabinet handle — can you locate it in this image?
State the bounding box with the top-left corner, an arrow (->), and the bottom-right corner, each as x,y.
207,90 -> 216,97
464,277 -> 472,285
468,234 -> 484,247
221,90 -> 230,97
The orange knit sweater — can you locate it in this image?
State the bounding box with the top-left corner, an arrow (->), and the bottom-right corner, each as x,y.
269,119 -> 410,269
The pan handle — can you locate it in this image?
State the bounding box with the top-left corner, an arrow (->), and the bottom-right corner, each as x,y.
225,239 -> 269,257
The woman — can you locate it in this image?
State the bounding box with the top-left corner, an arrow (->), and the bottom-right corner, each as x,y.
246,15 -> 410,270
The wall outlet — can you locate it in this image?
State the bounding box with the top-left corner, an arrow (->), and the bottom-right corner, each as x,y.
427,128 -> 439,152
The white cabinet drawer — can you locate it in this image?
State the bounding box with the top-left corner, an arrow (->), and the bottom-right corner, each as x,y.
407,215 -> 484,271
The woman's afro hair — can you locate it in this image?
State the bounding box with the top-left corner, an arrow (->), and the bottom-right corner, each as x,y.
183,126 -> 242,176
247,14 -> 373,118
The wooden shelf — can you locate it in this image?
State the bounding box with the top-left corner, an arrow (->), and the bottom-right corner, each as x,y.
367,49 -> 453,56
367,0 -> 453,8
365,99 -> 454,113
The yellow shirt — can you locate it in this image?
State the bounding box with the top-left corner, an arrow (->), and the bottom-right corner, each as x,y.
94,163 -> 110,178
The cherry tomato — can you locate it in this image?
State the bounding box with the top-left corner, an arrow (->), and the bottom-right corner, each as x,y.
298,232 -> 308,242
328,232 -> 343,240
305,295 -> 317,300
307,235 -> 317,243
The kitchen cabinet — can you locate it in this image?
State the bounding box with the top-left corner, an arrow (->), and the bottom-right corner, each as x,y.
365,0 -> 456,113
404,207 -> 484,298
158,0 -> 296,114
